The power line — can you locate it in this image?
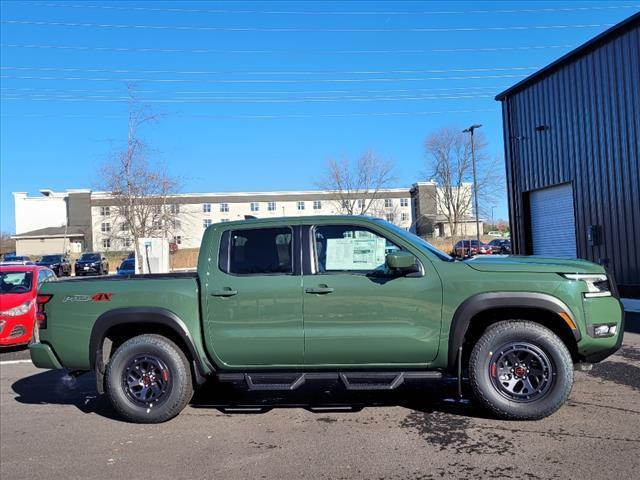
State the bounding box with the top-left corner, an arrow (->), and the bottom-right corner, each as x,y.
0,92 -> 496,103
0,65 -> 540,76
18,2 -> 640,16
1,19 -> 616,33
0,85 -> 507,95
0,108 -> 497,120
0,73 -> 530,83
0,43 -> 577,55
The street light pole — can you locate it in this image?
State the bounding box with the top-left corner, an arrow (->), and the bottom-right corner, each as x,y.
491,205 -> 496,230
463,124 -> 482,250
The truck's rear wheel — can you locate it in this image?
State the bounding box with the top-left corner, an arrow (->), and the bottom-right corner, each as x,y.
105,334 -> 193,423
469,320 -> 573,420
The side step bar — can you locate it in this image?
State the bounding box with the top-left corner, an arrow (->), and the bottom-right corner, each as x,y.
217,371 -> 442,392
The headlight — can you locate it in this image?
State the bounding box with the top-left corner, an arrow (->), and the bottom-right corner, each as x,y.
562,273 -> 611,298
1,300 -> 33,317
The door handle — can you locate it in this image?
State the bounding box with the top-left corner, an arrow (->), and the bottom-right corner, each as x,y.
211,288 -> 238,297
305,285 -> 334,295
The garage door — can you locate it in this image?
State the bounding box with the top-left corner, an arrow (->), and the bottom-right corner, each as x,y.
529,183 -> 577,258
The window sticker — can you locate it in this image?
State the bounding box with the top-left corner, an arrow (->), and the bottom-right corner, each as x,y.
325,237 -> 386,271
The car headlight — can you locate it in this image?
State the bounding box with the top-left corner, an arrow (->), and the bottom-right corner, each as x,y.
1,300 -> 33,317
562,274 -> 611,298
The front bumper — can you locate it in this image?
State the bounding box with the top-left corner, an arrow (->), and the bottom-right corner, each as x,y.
75,264 -> 101,275
29,342 -> 63,369
0,314 -> 33,346
578,296 -> 625,363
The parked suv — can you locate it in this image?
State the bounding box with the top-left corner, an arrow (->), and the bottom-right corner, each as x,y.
74,253 -> 109,276
36,254 -> 72,276
489,239 -> 512,254
454,240 -> 492,257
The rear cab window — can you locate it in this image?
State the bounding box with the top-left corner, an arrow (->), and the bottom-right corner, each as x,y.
218,226 -> 294,275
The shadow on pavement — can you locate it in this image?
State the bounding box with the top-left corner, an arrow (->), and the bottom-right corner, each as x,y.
12,369 -> 491,421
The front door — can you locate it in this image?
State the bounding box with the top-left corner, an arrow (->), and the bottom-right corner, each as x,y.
302,223 -> 442,366
204,225 -> 303,367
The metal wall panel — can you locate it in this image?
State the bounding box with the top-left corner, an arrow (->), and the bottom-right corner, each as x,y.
500,19 -> 640,289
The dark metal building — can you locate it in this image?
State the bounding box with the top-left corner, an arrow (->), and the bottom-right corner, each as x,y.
496,13 -> 640,296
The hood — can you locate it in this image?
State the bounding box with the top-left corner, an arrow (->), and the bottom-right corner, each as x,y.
465,255 -> 605,274
0,292 -> 33,311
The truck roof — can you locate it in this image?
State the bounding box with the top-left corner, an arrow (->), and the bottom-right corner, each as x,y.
210,215 -> 383,228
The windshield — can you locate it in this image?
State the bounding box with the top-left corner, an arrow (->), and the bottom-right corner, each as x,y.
80,254 -> 101,261
3,256 -> 26,261
373,219 -> 453,262
0,271 -> 33,294
120,259 -> 134,269
41,255 -> 62,262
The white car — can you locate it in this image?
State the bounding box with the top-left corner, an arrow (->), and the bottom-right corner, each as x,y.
487,231 -> 504,237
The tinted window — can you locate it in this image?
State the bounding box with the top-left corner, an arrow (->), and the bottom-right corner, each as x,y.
0,271 -> 33,293
80,253 -> 101,261
314,225 -> 401,274
41,255 -> 62,262
225,227 -> 293,275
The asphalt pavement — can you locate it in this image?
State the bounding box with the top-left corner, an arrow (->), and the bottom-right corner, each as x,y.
1,317 -> 639,480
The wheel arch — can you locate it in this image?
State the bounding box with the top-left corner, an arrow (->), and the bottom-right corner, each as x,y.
447,292 -> 581,373
89,307 -> 213,392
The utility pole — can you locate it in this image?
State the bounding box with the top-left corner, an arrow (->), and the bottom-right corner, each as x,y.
491,205 -> 496,230
463,124 -> 482,249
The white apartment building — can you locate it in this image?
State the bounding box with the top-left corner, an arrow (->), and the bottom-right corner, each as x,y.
12,183 -> 479,255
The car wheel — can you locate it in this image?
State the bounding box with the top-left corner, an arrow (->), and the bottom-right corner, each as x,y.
105,334 -> 194,423
468,320 -> 573,420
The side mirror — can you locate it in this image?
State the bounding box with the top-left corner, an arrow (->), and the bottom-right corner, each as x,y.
386,251 -> 418,271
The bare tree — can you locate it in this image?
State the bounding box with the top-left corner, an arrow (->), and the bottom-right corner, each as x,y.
99,89 -> 180,272
317,150 -> 397,217
0,231 -> 16,256
424,127 -> 503,238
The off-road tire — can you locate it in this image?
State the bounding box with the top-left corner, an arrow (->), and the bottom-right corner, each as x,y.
469,320 -> 573,420
105,334 -> 193,423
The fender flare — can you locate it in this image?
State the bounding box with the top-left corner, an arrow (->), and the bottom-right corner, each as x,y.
89,307 -> 214,377
447,292 -> 580,372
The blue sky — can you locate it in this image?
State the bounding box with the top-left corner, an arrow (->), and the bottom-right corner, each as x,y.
1,1 -> 638,232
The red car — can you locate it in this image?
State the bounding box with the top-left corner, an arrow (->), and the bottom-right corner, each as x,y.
0,265 -> 56,347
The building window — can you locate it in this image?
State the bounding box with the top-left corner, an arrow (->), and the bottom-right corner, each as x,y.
99,206 -> 110,216
297,201 -> 305,211
119,205 -> 129,216
384,199 -> 393,208
401,212 -> 409,222
385,213 -> 395,222
250,202 -> 260,212
203,219 -> 212,229
313,200 -> 322,210
170,204 -> 180,214
357,199 -> 364,210
171,219 -> 181,230
400,198 -> 409,207
122,238 -> 132,248
120,222 -> 128,232
173,235 -> 182,245
268,201 -> 276,211
220,203 -> 229,213
101,222 -> 111,233
152,220 -> 161,230
221,218 -> 229,223
102,238 -> 111,249
203,203 -> 211,213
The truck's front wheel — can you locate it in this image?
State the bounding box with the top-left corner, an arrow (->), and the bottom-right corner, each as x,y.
105,334 -> 193,423
469,320 -> 573,420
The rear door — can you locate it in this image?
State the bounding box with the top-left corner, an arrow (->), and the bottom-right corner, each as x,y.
204,225 -> 304,367
302,223 -> 442,366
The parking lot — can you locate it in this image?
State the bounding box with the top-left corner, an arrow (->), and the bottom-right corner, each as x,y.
1,314 -> 638,480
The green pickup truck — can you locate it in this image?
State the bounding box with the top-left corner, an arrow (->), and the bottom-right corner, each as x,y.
30,216 -> 624,423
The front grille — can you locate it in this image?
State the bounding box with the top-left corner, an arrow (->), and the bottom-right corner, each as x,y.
9,325 -> 26,338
